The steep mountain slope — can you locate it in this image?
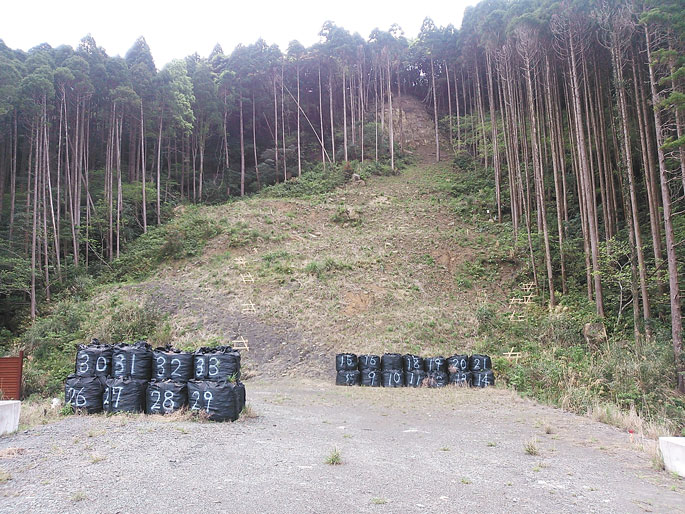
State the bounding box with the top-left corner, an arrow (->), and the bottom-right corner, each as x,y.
97,97 -> 509,379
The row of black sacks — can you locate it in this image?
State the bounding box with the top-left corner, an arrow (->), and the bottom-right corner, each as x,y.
335,353 -> 495,388
72,340 -> 241,382
64,375 -> 246,421
64,340 -> 245,421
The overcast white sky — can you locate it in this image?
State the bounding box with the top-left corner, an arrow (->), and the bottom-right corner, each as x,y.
2,0 -> 477,67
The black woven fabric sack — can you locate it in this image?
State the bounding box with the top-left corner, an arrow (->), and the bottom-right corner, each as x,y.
449,371 -> 472,386
381,353 -> 402,371
405,370 -> 427,387
360,370 -> 382,387
472,370 -> 495,388
402,354 -> 424,372
64,374 -> 105,413
447,355 -> 469,374
103,377 -> 147,413
469,354 -> 492,371
335,353 -> 358,371
382,370 -> 404,387
424,356 -> 446,373
357,354 -> 381,371
336,370 -> 361,386
146,380 -> 188,414
193,346 -> 241,381
426,371 -> 449,388
187,380 -> 241,421
152,347 -> 193,381
112,341 -> 152,380
75,340 -> 112,377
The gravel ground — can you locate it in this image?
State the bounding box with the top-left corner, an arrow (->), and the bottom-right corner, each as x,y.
1,380 -> 682,513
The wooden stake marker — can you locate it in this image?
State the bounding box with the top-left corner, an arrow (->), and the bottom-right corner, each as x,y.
231,336 -> 250,351
503,347 -> 522,363
241,301 -> 256,314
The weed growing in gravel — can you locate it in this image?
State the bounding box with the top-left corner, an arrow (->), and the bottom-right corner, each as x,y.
371,498 -> 387,504
461,477 -> 472,484
544,424 -> 555,435
325,447 -> 342,465
487,441 -> 497,447
70,491 -> 87,502
524,438 -> 540,456
89,453 -> 105,464
0,469 -> 11,483
439,447 -> 450,451
651,448 -> 665,471
239,403 -> 258,420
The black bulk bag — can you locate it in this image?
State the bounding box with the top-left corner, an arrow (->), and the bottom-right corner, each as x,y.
112,341 -> 153,380
64,374 -> 105,413
75,339 -> 112,377
402,354 -> 424,372
360,370 -> 382,387
357,354 -> 381,371
103,377 -> 147,413
472,370 -> 495,388
449,371 -> 472,387
336,370 -> 361,386
194,346 -> 241,381
381,353 -> 403,371
424,356 -> 446,373
425,371 -> 449,388
469,354 -> 492,372
447,355 -> 469,374
382,370 -> 404,388
335,353 -> 358,371
146,380 -> 188,414
235,381 -> 246,414
405,370 -> 427,387
187,380 -> 241,422
152,347 -> 193,381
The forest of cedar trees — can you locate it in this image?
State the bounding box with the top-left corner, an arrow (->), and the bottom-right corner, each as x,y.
0,1 -> 683,393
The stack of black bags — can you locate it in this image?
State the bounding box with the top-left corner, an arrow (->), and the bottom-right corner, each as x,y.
64,340 -> 246,421
335,352 -> 494,388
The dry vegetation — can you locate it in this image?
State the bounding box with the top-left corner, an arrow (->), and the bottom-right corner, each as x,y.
96,160 -> 509,374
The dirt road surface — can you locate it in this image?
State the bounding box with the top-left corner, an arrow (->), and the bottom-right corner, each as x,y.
1,380 -> 682,513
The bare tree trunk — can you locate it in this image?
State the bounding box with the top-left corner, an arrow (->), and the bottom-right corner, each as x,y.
544,56 -> 567,294
140,102 -> 147,233
387,54 -> 395,170
30,118 -> 39,319
239,96 -> 245,196
156,111 -> 162,225
612,41 -> 651,324
9,111 -> 17,243
569,29 -> 604,316
634,52 -> 665,294
273,72 -> 279,177
342,67 -> 348,162
329,67 -> 336,164
486,51 -> 501,222
318,64 -> 326,168
430,57 -> 440,162
645,26 -> 684,392
445,61 -> 453,151
296,63 -> 301,176
281,63 -> 287,179
252,91 -> 260,188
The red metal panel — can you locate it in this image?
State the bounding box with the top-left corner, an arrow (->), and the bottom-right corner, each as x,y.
0,351 -> 24,400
